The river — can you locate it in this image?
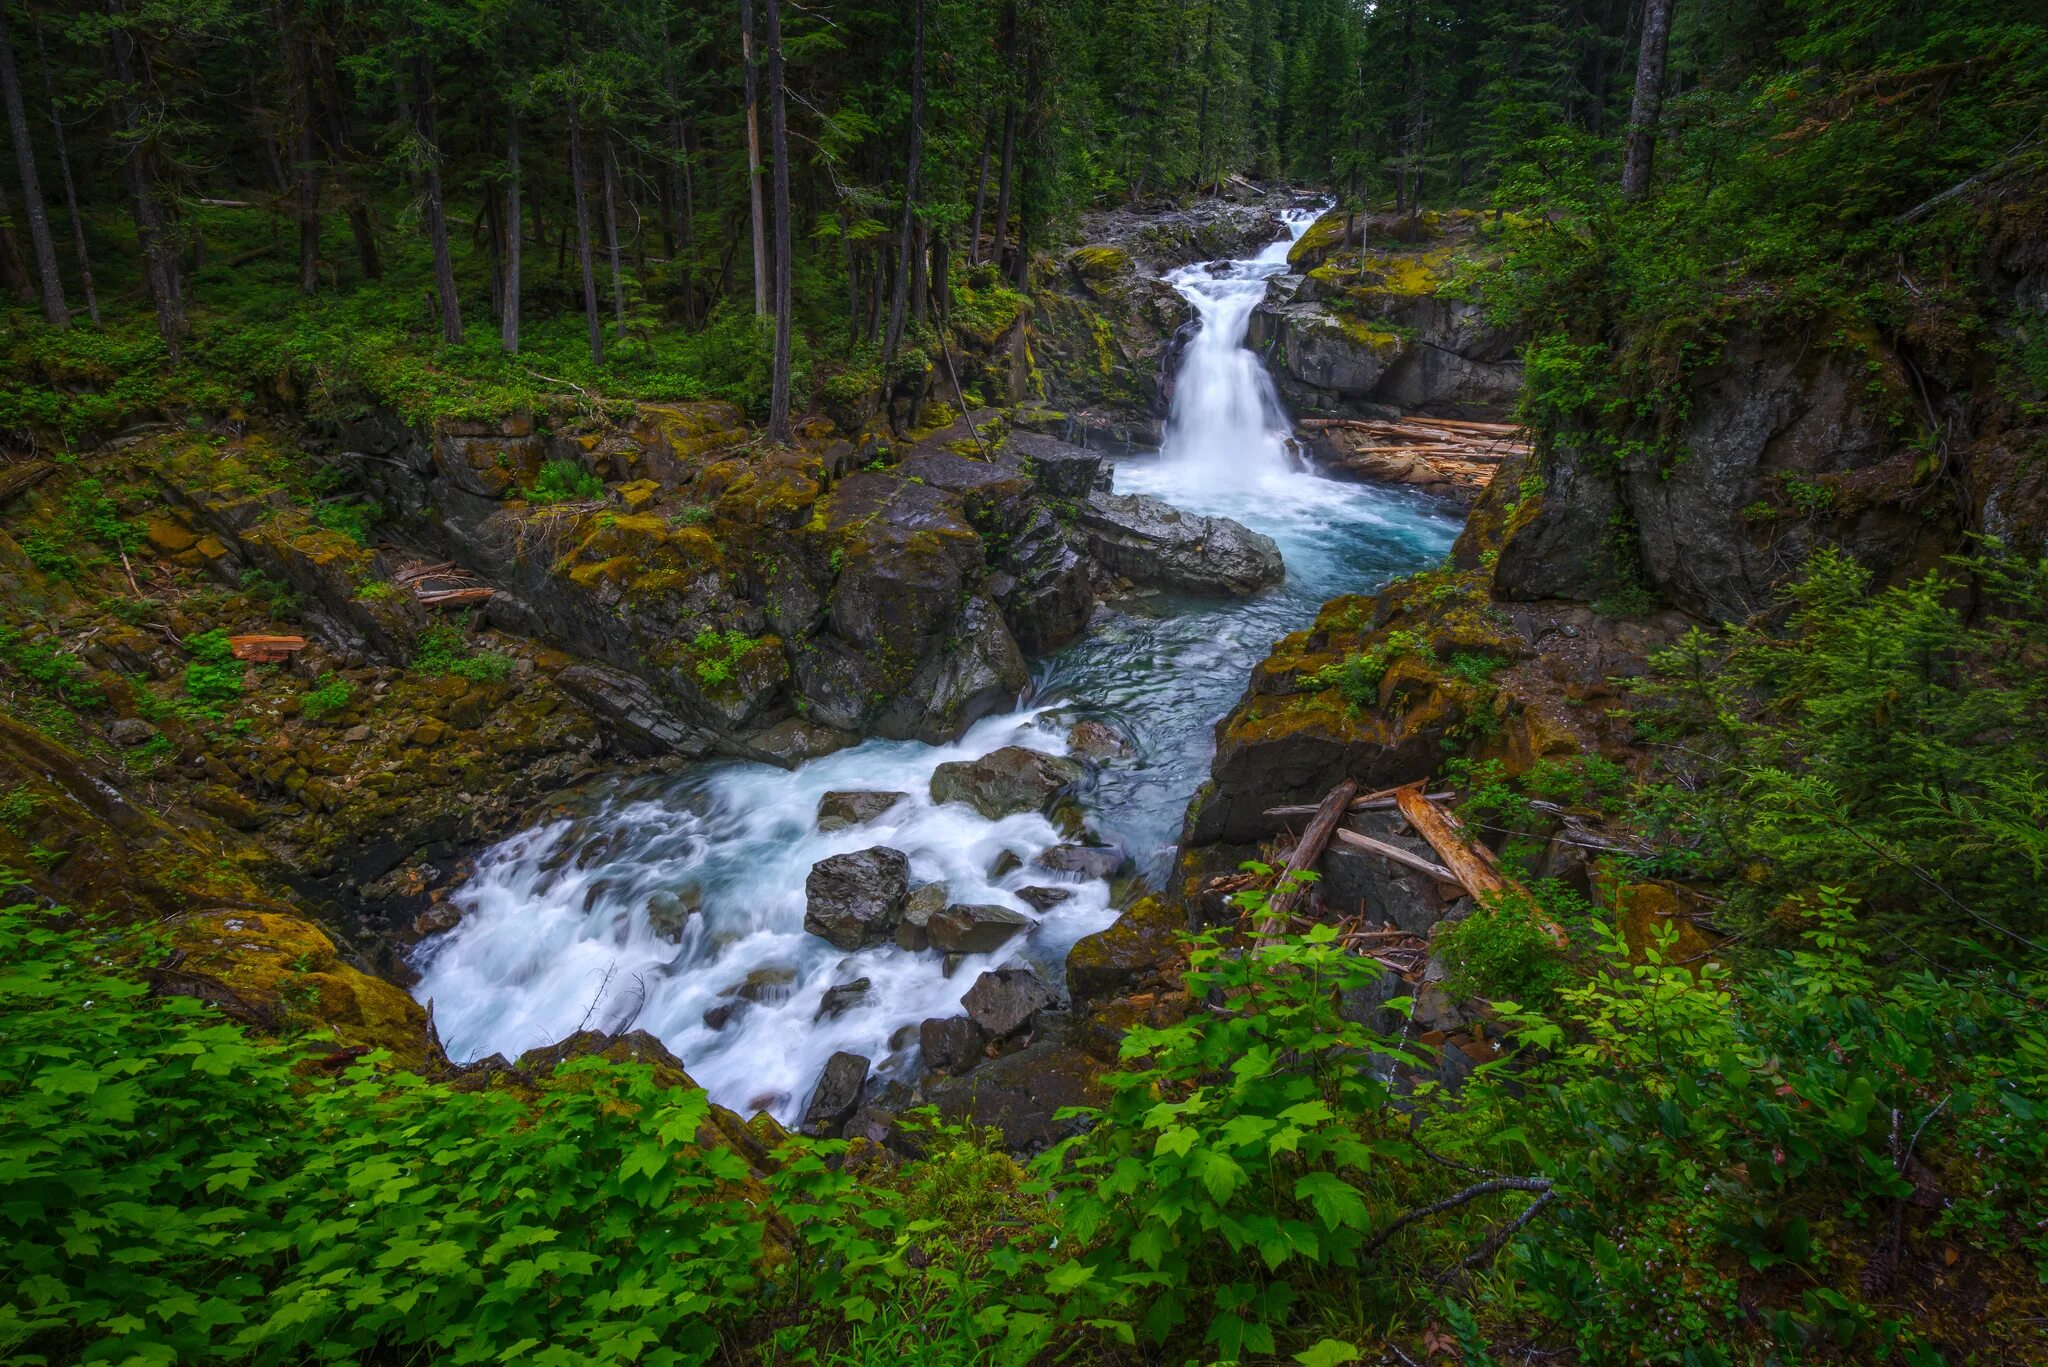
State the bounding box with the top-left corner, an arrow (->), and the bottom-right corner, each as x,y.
409,209 -> 1461,1121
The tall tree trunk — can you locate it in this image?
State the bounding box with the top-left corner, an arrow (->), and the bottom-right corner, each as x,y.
841,209 -> 859,344
740,0 -> 768,317
314,39 -> 380,279
567,94 -> 603,365
966,120 -> 990,264
910,220 -> 927,330
660,30 -> 694,321
414,56 -> 462,343
0,5 -> 64,325
883,0 -> 925,363
502,112 -> 520,353
990,102 -> 1016,269
602,133 -> 626,337
108,0 -> 182,359
32,21 -> 92,323
928,228 -> 948,325
1621,0 -> 1676,199
765,0 -> 792,444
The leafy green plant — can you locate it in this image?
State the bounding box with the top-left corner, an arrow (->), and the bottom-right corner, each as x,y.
0,626 -> 102,709
1305,630 -> 1436,709
524,458 -> 605,505
298,673 -> 353,721
181,630 -> 243,708
411,624 -> 513,683
690,628 -> 760,691
312,499 -> 379,544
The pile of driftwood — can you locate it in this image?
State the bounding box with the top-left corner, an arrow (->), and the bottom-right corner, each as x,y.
394,560 -> 496,610
1260,779 -> 1566,947
1299,415 -> 1528,503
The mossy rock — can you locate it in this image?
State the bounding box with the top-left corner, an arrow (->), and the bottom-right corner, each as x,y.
1066,894 -> 1187,1008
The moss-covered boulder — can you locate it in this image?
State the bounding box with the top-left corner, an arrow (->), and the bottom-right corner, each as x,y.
1065,894 -> 1187,1007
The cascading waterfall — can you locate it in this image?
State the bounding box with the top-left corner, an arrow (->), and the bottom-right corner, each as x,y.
1155,209 -> 1322,488
412,204 -> 1460,1125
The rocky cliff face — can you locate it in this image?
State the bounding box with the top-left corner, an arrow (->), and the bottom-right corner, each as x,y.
1247,209 -> 1522,422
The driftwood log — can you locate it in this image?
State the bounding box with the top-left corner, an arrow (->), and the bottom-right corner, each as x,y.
1259,777 -> 1360,948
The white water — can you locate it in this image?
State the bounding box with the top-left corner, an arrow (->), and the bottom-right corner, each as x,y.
411,206 -> 1460,1125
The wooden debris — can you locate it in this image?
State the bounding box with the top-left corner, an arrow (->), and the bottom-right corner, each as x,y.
1260,778 -> 1360,948
416,587 -> 496,608
393,559 -> 497,610
229,634 -> 307,663
1393,783 -> 1565,945
1265,788 -> 1453,822
1331,828 -> 1462,889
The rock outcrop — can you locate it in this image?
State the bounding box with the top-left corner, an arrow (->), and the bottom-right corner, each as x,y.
929,746 -> 1084,819
803,847 -> 911,950
1076,493 -> 1284,596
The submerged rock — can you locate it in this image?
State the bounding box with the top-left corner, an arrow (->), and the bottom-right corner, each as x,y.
1065,718 -> 1133,760
1033,843 -> 1126,880
803,847 -> 911,950
961,964 -> 1059,1040
929,746 -> 1084,819
1016,886 -> 1075,911
801,1051 -> 871,1137
926,903 -> 1032,955
1077,492 -> 1283,597
816,789 -> 908,832
815,977 -> 873,1021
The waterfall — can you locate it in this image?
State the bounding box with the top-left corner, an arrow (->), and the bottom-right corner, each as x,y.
1156,209 -> 1320,489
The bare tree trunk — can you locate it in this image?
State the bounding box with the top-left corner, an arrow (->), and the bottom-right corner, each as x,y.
602,133 -> 626,337
990,102 -> 1016,269
765,0 -> 792,443
314,39 -> 379,279
883,0 -> 925,363
567,94 -> 603,365
1621,0 -> 1676,199
502,112 -> 520,353
414,56 -> 462,343
928,227 -> 948,325
32,21 -> 92,323
109,0 -> 182,359
966,120 -> 990,264
0,5 -> 64,325
740,0 -> 768,317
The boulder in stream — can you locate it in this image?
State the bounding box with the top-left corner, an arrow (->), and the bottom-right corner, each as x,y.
1016,886 -> 1075,911
961,964 -> 1059,1040
919,1015 -> 987,1075
815,977 -> 873,1021
894,882 -> 949,951
801,1051 -> 871,1137
1033,843 -> 1127,880
926,903 -> 1032,955
816,789 -> 908,832
803,847 -> 911,950
1076,492 -> 1283,597
929,746 -> 1084,819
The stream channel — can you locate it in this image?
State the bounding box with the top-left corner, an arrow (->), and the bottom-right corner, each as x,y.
411,209 -> 1463,1121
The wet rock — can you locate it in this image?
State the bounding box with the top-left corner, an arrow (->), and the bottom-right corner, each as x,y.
1032,844 -> 1126,880
646,885 -> 702,940
992,503 -> 1096,654
721,965 -> 798,1005
917,1022 -> 1111,1153
929,746 -> 1084,819
1005,432 -> 1106,498
1066,894 -> 1186,1007
988,849 -> 1023,877
750,718 -> 860,766
804,847 -> 911,950
927,903 -> 1032,955
1065,719 -> 1132,760
801,1051 -> 871,1138
961,964 -> 1059,1040
558,664 -> 717,758
815,977 -> 873,1021
518,1028 -> 693,1078
816,789 -> 909,832
107,717 -> 159,748
1016,886 -> 1075,911
895,882 -> 949,951
919,1015 -> 986,1075
702,1001 -> 745,1031
1077,492 -> 1283,597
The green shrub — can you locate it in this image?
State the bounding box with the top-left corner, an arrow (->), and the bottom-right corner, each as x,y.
298,673 -> 352,721
1434,888 -> 1574,1004
690,628 -> 759,691
312,499 -> 379,544
1305,630 -> 1435,709
524,458 -> 605,505
411,624 -> 512,683
181,630 -> 243,708
0,626 -> 102,709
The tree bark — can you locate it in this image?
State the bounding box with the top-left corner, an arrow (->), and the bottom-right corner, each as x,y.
883,0 -> 925,363
990,102 -> 1016,269
765,0 -> 792,444
601,132 -> 626,336
740,0 -> 768,318
1259,778 -> 1359,949
1621,0 -> 1676,199
566,93 -> 603,365
966,119 -> 990,264
313,37 -> 379,279
413,56 -> 462,343
31,21 -> 92,323
501,112 -> 520,353
0,4 -> 64,325
108,0 -> 182,359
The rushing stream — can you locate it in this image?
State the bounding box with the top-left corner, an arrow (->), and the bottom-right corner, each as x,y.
411,208 -> 1461,1121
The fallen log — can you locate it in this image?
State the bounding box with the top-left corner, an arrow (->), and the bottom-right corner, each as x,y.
1259,777 -> 1360,948
1392,783 -> 1565,945
229,634 -> 307,663
1332,828 -> 1461,889
1265,789 -> 1453,821
417,587 -> 497,608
